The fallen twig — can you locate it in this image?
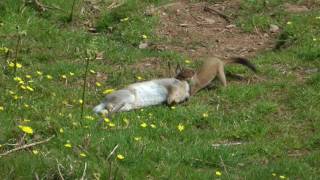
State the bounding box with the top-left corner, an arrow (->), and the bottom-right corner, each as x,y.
212,142 -> 244,148
57,163 -> 65,180
0,135 -> 55,156
204,6 -> 231,23
106,144 -> 119,161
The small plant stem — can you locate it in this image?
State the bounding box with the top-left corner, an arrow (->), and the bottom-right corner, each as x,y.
14,26 -> 21,74
69,0 -> 77,22
80,57 -> 90,120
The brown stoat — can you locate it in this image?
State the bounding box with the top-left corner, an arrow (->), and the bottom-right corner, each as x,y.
175,57 -> 257,95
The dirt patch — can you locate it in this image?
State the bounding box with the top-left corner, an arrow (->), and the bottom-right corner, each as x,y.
155,1 -> 275,61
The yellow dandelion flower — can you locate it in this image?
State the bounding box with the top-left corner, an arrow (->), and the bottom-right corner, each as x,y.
16,63 -> 22,68
123,118 -> 129,124
177,123 -> 185,132
24,103 -> 30,108
18,125 -> 33,134
120,17 -> 129,22
9,62 -> 23,68
84,115 -> 94,120
20,85 -> 26,90
80,153 -> 87,157
26,75 -> 32,79
202,112 -> 208,118
13,95 -> 19,100
103,89 -> 115,94
23,119 -> 31,122
185,60 -> 191,64
46,75 -> 53,80
36,71 -> 43,76
104,118 -> 110,123
0,106 -> 4,111
14,77 -> 22,82
96,82 -> 102,87
0,47 -> 9,53
117,154 -> 125,160
287,21 -> 292,25
26,86 -> 34,92
69,72 -> 75,76
215,171 -> 222,176
272,173 -> 276,176
134,137 -> 142,141
9,91 -> 15,95
79,99 -> 84,104
64,143 -> 72,148
59,128 -> 64,133
108,122 -> 116,127
136,76 -> 143,80
140,122 -> 148,128
279,175 -> 286,179
72,122 -> 78,126
32,150 -> 39,155
89,69 -> 96,74
142,34 -> 148,39
150,124 -> 156,128
61,75 -> 67,79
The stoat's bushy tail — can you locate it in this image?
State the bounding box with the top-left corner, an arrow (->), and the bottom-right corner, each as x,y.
93,103 -> 106,114
226,57 -> 257,73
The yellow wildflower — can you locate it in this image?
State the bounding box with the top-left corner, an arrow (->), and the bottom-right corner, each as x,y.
0,106 -> 4,111
0,144 -> 2,148
9,91 -> 15,95
61,75 -> 67,79
23,119 -> 31,122
117,154 -> 125,160
20,85 -> 26,90
140,122 -> 148,128
142,34 -> 148,39
279,175 -> 286,179
96,82 -> 102,87
104,118 -> 110,123
46,75 -> 53,80
150,124 -> 156,128
64,143 -> 72,148
9,62 -> 22,68
26,75 -> 32,79
32,150 -> 39,155
26,86 -> 34,92
24,103 -> 30,108
80,153 -> 87,157
177,123 -> 185,132
134,137 -> 142,141
287,21 -> 292,25
215,171 -> 222,176
313,38 -> 317,41
59,128 -> 64,133
79,99 -> 84,104
185,60 -> 191,64
136,76 -> 143,80
171,106 -> 176,110
13,95 -> 19,100
18,125 -> 33,134
103,89 -> 115,94
123,118 -> 129,124
0,47 -> 9,53
120,17 -> 129,22
69,72 -> 75,76
272,173 -> 276,176
89,69 -> 96,74
84,115 -> 94,120
36,71 -> 43,76
202,112 -> 208,118
108,123 -> 116,127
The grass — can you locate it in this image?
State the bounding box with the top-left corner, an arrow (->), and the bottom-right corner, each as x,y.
0,0 -> 320,179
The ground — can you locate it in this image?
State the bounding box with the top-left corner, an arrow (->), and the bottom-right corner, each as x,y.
0,0 -> 320,179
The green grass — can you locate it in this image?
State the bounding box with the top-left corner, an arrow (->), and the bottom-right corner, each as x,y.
0,0 -> 320,179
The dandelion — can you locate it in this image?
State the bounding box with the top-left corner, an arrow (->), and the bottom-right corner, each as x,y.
13,77 -> 23,83
89,69 -> 96,74
84,115 -> 94,120
0,106 -> 4,111
64,143 -> 72,148
18,125 -> 33,134
134,137 -> 142,141
120,17 -> 129,22
9,91 -> 15,95
26,75 -> 32,79
123,118 -> 129,124
61,75 -> 67,79
215,171 -> 222,176
69,72 -> 75,76
0,47 -> 9,53
136,76 -> 143,80
46,75 -> 53,80
150,124 -> 156,128
103,89 -> 115,94
108,123 -> 116,127
177,123 -> 185,132
117,154 -> 125,160
26,86 -> 34,92
279,175 -> 286,179
23,119 -> 31,122
36,71 -> 43,76
24,103 -> 30,108
171,106 -> 176,110
9,62 -> 22,69
80,153 -> 87,157
142,34 -> 148,39
286,21 -> 292,25
140,122 -> 148,128
96,82 -> 102,87
79,99 -> 83,104
59,128 -> 64,133
32,150 -> 39,155
13,95 -> 20,100
185,60 -> 191,64
202,112 -> 208,118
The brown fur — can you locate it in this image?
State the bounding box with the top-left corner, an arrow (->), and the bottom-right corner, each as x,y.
176,57 -> 257,95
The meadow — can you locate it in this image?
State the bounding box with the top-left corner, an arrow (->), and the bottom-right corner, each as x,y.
0,0 -> 320,179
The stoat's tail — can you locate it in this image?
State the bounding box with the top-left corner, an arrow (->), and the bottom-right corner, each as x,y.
93,103 -> 106,114
224,57 -> 257,73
